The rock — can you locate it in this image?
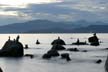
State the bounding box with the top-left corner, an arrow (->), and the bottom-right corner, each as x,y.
72,39 -> 88,45
88,33 -> 100,46
24,54 -> 34,59
47,49 -> 59,57
82,50 -> 88,52
51,37 -> 66,45
96,59 -> 102,64
105,56 -> 108,72
61,53 -> 71,61
36,39 -> 40,45
0,67 -> 3,72
24,44 -> 29,49
42,49 -> 59,59
0,35 -> 24,57
42,53 -> 51,59
51,44 -> 66,50
67,48 -> 79,52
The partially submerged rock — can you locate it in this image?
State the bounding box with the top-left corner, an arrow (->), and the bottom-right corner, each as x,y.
51,37 -> 66,45
24,44 -> 29,49
96,59 -> 102,64
0,67 -> 3,72
24,54 -> 34,59
67,48 -> 79,52
72,39 -> 88,45
105,56 -> 108,72
51,44 -> 66,50
36,39 -> 40,45
88,33 -> 100,46
0,35 -> 24,57
42,49 -> 59,59
61,53 -> 71,61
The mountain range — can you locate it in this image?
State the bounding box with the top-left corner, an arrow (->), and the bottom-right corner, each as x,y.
0,20 -> 107,33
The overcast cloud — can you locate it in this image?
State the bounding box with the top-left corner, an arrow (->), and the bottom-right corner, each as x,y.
0,0 -> 108,25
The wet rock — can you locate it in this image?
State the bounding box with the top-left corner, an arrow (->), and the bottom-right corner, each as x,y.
96,59 -> 102,64
36,39 -> 40,45
67,48 -> 79,52
42,49 -> 59,59
51,37 -> 66,45
72,39 -> 88,45
105,56 -> 108,72
25,54 -> 34,59
88,33 -> 100,46
61,53 -> 71,61
51,44 -> 66,50
24,44 -> 29,49
0,67 -> 3,72
0,35 -> 24,57
82,50 -> 88,52
42,53 -> 51,59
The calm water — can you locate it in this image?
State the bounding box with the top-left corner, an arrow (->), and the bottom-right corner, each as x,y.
0,33 -> 108,72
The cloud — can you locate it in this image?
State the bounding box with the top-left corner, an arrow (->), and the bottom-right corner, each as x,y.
0,0 -> 108,25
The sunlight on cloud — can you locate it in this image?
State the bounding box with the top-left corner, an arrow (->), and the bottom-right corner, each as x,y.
0,0 -> 62,8
0,11 -> 28,18
0,11 -> 18,16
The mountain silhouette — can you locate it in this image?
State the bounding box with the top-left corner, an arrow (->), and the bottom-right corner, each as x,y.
0,20 -> 107,33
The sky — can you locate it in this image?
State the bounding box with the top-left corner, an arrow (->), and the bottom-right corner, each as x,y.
0,0 -> 108,25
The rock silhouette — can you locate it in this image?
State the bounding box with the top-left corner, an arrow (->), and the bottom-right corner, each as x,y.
72,38 -> 87,45
88,33 -> 99,46
25,44 -> 29,49
36,39 -> 40,45
105,56 -> 108,72
0,67 -> 3,72
67,48 -> 79,52
42,49 -> 59,59
61,53 -> 71,61
96,59 -> 102,64
0,35 -> 24,57
51,44 -> 66,50
51,37 -> 66,45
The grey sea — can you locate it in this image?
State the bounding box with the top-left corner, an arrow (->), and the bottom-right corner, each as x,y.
0,33 -> 108,72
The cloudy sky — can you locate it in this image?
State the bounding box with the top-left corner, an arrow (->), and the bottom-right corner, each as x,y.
0,0 -> 108,25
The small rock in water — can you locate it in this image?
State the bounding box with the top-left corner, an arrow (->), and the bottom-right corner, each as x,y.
61,53 -> 71,61
25,54 -> 34,59
82,50 -> 88,52
36,39 -> 40,45
67,48 -> 79,52
96,59 -> 102,64
25,44 -> 29,49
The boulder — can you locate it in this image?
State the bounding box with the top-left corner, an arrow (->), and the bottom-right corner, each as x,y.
51,37 -> 66,45
0,67 -> 3,72
51,44 -> 66,50
42,49 -> 59,59
0,36 -> 24,57
88,33 -> 100,46
61,53 -> 71,61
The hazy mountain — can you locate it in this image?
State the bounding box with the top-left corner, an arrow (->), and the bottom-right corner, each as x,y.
0,20 -> 83,33
0,20 -> 107,33
71,25 -> 108,33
